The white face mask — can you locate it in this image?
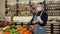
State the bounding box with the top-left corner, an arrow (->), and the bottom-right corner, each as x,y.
36,5 -> 42,12
36,7 -> 41,12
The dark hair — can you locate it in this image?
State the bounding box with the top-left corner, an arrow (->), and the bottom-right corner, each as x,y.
38,2 -> 42,5
40,2 -> 42,4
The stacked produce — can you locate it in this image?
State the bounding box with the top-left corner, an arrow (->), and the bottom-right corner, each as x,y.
2,25 -> 33,34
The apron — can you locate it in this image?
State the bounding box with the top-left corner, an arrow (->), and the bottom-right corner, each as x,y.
33,23 -> 46,34
33,12 -> 46,34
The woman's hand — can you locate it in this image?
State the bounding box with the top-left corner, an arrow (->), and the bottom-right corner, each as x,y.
37,16 -> 43,24
38,19 -> 43,24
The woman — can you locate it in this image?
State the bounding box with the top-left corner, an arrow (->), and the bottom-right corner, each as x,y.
30,4 -> 48,34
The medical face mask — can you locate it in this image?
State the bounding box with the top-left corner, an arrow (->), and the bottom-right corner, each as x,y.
36,6 -> 42,12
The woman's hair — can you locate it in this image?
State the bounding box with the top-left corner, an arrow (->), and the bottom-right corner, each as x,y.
38,2 -> 42,5
38,2 -> 44,8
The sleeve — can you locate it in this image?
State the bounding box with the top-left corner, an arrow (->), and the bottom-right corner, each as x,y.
40,13 -> 48,26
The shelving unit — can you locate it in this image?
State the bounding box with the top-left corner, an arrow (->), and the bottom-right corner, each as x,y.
46,1 -> 60,16
5,0 -> 60,22
5,0 -> 45,16
5,0 -> 33,16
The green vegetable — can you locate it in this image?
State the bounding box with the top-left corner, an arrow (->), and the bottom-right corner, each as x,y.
10,26 -> 20,34
2,26 -> 20,34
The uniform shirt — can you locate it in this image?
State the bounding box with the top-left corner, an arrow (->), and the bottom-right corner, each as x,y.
30,11 -> 48,26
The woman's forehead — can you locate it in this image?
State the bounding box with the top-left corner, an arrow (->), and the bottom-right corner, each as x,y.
37,5 -> 44,8
37,5 -> 41,7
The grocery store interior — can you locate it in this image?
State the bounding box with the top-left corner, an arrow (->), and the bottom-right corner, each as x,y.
0,0 -> 60,34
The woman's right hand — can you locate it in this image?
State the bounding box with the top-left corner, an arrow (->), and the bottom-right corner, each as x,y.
32,20 -> 38,24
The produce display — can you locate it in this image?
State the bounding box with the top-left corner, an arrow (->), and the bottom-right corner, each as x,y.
2,25 -> 33,34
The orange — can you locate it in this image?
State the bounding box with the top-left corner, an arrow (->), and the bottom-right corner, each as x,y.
5,32 -> 10,34
22,28 -> 27,32
29,32 -> 32,34
16,25 -> 23,31
24,31 -> 29,34
20,31 -> 24,34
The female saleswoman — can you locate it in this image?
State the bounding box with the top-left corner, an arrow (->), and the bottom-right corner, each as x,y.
30,3 -> 48,34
